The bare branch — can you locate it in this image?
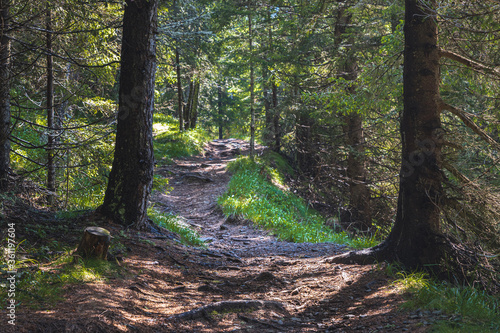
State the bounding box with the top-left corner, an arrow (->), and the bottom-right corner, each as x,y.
439,100 -> 500,151
439,49 -> 500,77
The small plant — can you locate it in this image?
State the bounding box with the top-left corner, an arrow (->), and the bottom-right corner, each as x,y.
148,207 -> 205,246
0,254 -> 123,309
152,174 -> 172,193
394,271 -> 500,332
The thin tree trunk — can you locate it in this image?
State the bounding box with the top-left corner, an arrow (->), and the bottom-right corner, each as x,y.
344,112 -> 371,230
335,8 -> 371,231
249,12 -> 255,159
46,7 -> 56,205
272,80 -> 280,152
0,0 -> 11,190
175,47 -> 183,132
263,63 -> 272,147
218,84 -> 223,139
100,0 -> 158,230
189,79 -> 200,129
184,79 -> 194,130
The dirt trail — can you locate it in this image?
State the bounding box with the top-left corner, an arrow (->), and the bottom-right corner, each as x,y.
14,139 -> 435,333
155,139 -> 344,260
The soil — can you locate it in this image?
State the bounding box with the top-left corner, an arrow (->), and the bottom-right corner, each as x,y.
6,139 -> 441,332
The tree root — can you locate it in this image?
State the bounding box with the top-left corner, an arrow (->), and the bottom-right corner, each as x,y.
167,300 -> 288,321
322,242 -> 391,265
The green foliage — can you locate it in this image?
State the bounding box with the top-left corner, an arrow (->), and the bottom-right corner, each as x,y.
394,272 -> 500,332
148,207 -> 205,247
219,156 -> 378,248
0,255 -> 123,309
153,113 -> 212,165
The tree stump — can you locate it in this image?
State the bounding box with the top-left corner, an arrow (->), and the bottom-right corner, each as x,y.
76,227 -> 111,260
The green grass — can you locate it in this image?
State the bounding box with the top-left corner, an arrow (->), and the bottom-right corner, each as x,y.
148,207 -> 205,247
217,156 -> 378,248
393,271 -> 500,332
153,113 -> 211,165
0,255 -> 124,309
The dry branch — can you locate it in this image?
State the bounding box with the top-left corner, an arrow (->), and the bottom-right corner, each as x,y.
439,49 -> 500,77
439,101 -> 500,151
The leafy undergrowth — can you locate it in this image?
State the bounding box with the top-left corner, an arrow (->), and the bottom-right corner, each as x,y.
218,155 -> 378,249
0,247 -> 126,310
148,207 -> 204,247
392,269 -> 500,332
153,113 -> 211,165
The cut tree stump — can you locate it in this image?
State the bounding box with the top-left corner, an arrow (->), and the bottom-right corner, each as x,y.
75,227 -> 111,260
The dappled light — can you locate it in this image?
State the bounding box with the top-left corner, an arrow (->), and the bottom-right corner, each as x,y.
1,0 -> 499,332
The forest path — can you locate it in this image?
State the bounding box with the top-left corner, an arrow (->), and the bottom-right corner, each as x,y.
16,140 -> 433,333
147,139 -> 429,332
153,138 -> 343,260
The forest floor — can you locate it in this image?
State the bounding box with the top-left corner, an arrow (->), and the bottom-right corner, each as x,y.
9,139 -> 443,332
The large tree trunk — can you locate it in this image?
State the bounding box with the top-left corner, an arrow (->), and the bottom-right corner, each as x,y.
386,0 -> 443,267
0,0 -> 11,190
100,0 -> 158,230
327,0 -> 444,270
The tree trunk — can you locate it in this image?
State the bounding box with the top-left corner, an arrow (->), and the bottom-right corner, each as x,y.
218,84 -> 223,139
0,0 -> 11,190
46,7 -> 56,205
262,63 -> 272,147
175,47 -> 183,132
189,79 -> 200,129
336,8 -> 371,231
184,78 -> 194,130
385,0 -> 443,267
76,227 -> 111,260
100,0 -> 158,230
296,110 -> 314,174
272,81 -> 280,153
249,12 -> 255,159
344,112 -> 371,231
326,0 -> 444,270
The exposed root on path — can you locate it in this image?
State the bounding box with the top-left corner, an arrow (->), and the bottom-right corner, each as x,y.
166,300 -> 288,321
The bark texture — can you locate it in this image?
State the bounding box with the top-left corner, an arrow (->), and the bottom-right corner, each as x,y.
327,0 -> 445,269
76,227 -> 111,260
388,0 -> 443,267
0,0 -> 11,190
335,7 -> 371,231
100,0 -> 158,229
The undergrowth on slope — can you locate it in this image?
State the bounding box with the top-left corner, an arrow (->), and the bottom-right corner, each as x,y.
391,269 -> 500,332
218,155 -> 378,249
0,254 -> 125,309
153,114 -> 211,165
148,207 -> 205,247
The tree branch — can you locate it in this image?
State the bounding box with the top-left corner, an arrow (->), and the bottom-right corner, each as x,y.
439,49 -> 500,77
439,100 -> 500,151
